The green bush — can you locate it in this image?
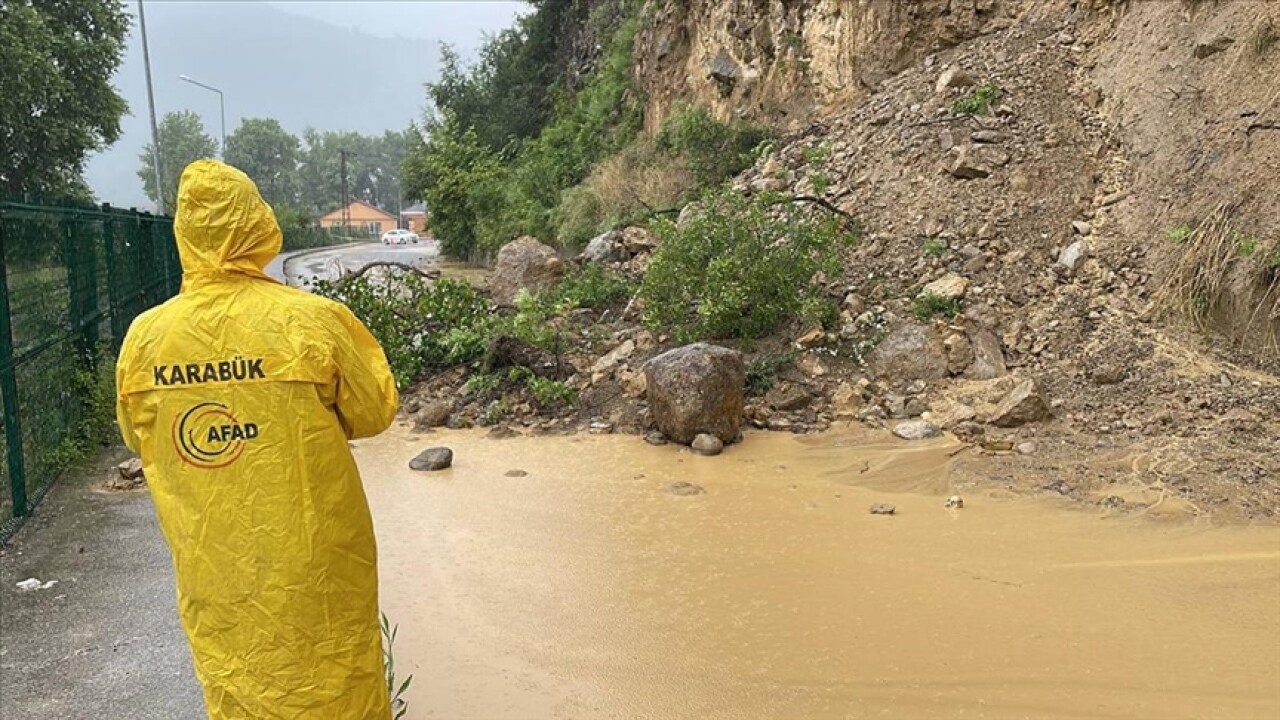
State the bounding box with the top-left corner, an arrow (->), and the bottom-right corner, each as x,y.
311,273 -> 493,387
544,263 -> 635,311
527,376 -> 576,409
953,84 -> 1002,115
910,293 -> 963,321
656,105 -> 772,188
641,188 -> 856,341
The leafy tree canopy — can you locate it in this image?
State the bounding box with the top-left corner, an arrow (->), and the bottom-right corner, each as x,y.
0,0 -> 130,201
138,110 -> 219,211
225,117 -> 301,209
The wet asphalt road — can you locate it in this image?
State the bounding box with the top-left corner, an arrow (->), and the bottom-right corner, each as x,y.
266,241 -> 441,288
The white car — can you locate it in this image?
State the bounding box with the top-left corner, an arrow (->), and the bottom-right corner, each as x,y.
381,229 -> 419,245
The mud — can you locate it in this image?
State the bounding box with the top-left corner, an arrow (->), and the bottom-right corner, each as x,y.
356,427 -> 1280,719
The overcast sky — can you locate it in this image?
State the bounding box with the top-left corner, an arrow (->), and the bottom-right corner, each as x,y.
268,1 -> 525,42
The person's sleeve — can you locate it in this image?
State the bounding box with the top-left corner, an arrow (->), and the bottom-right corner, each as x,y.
116,341 -> 142,454
330,304 -> 399,439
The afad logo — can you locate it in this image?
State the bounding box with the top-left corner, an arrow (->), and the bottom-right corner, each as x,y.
171,402 -> 259,469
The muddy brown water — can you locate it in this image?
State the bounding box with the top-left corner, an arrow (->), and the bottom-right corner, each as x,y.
358,427 -> 1280,720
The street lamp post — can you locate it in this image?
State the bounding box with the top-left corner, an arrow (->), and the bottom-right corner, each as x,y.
178,74 -> 225,158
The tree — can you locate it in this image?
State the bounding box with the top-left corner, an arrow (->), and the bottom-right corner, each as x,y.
0,0 -> 130,200
297,128 -> 410,215
138,111 -> 218,211
225,118 -> 301,209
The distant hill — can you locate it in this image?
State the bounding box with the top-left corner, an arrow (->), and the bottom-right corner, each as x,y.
85,1 -> 508,209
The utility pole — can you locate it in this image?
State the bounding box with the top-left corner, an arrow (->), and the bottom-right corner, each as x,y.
339,149 -> 350,232
139,0 -> 166,214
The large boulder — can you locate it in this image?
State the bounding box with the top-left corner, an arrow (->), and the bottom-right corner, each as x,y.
867,324 -> 949,382
644,343 -> 745,445
490,236 -> 565,305
965,327 -> 1008,380
988,379 -> 1051,427
582,230 -> 624,264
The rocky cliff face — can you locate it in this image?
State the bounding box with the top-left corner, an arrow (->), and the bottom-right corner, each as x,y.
634,0 -> 1031,131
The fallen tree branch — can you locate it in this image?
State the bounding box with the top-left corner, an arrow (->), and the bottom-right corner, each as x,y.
341,261 -> 440,281
771,195 -> 856,220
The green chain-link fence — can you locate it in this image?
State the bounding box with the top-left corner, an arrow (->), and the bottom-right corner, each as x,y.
0,202 -> 181,540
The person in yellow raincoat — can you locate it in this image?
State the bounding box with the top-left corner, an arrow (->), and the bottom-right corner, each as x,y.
116,160 -> 398,719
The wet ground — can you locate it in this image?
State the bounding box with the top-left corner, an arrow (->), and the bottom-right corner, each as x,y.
364,426 -> 1280,720
2,400 -> 1277,719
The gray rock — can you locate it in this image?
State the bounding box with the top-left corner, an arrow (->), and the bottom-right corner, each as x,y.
989,379 -> 1051,428
504,469 -> 529,477
708,49 -> 740,84
490,236 -> 565,305
884,394 -> 908,418
591,339 -> 636,375
1016,441 -> 1038,455
867,324 -> 949,381
117,457 -> 145,480
935,66 -> 976,93
904,397 -> 930,418
667,481 -> 706,496
1071,220 -> 1093,236
621,226 -> 659,255
970,129 -> 1001,144
893,420 -> 942,440
690,433 -> 724,456
965,328 -> 1008,380
946,145 -> 991,179
644,343 -> 745,445
583,230 -> 624,263
1091,364 -> 1127,385
1193,35 -> 1234,59
414,401 -> 452,430
410,447 -> 453,471
1057,239 -> 1089,272
644,430 -> 669,446
766,382 -> 811,411
944,333 -> 975,375
870,503 -> 897,515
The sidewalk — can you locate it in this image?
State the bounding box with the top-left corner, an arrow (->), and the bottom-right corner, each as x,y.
0,451 -> 204,719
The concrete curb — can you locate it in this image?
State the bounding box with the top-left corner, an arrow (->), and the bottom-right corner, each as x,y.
277,241 -> 369,282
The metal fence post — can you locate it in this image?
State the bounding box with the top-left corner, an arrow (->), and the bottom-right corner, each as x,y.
102,205 -> 126,350
0,211 -> 28,517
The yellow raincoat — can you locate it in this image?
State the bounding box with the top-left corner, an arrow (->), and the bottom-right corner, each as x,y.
116,160 -> 398,719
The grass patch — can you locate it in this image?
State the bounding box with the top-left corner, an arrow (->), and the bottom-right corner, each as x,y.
911,293 -> 963,321
746,351 -> 795,395
923,237 -> 948,257
952,83 -> 1002,115
1250,19 -> 1277,55
1165,224 -> 1194,243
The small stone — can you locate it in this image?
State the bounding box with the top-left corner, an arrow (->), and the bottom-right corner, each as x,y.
892,420 -> 942,440
1071,220 -> 1093,236
904,397 -> 930,418
946,145 -> 992,179
970,130 -> 1001,144
414,401 -> 452,430
117,457 -> 144,480
935,66 -> 976,93
1016,441 -> 1038,455
1057,239 -> 1089,272
980,438 -> 1015,452
667,481 -> 705,496
591,340 -> 636,374
1100,190 -> 1130,206
504,470 -> 529,477
945,495 -> 965,509
870,503 -> 897,515
796,353 -> 828,378
1193,35 -> 1234,59
832,382 -> 863,418
795,328 -> 826,347
1091,364 -> 1126,385
410,447 -> 453,471
487,425 -> 517,440
588,420 -> 615,435
922,273 -> 970,300
644,430 -> 669,446
691,433 -> 724,456
766,382 -> 811,411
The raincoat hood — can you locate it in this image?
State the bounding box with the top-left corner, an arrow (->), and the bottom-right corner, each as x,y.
174,159 -> 282,283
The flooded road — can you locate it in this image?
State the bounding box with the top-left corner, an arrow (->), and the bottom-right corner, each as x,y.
357,427 -> 1280,719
